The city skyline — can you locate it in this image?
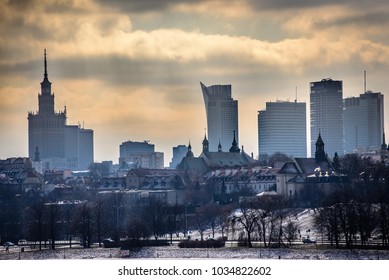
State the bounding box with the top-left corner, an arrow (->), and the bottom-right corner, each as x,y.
1,0 -> 389,165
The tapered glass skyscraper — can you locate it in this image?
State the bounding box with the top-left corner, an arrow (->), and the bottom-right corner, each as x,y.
200,82 -> 238,152
310,78 -> 343,157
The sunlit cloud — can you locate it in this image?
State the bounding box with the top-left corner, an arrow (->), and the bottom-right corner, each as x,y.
1,0 -> 389,163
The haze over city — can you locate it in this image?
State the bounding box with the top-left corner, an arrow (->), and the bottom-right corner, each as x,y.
1,0 -> 389,165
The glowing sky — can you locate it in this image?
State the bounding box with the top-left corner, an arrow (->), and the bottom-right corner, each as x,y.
1,0 -> 389,166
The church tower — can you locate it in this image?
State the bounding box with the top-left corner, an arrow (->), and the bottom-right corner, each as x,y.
229,130 -> 241,153
314,133 -> 327,162
202,134 -> 209,153
186,141 -> 194,157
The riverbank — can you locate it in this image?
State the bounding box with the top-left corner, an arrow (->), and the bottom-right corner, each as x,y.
1,244 -> 389,260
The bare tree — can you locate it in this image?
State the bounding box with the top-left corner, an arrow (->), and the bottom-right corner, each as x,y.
194,206 -> 209,241
46,203 -> 61,250
125,215 -> 151,241
93,199 -> 106,247
232,201 -> 258,248
268,152 -> 292,168
71,202 -> 94,248
26,199 -> 46,250
143,198 -> 167,240
283,220 -> 299,246
315,206 -> 342,248
378,203 -> 389,246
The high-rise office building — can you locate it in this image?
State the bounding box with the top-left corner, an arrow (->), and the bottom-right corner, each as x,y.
258,101 -> 307,158
344,91 -> 384,153
119,140 -> 164,169
169,145 -> 188,169
200,82 -> 239,152
28,50 -> 94,170
310,78 -> 343,157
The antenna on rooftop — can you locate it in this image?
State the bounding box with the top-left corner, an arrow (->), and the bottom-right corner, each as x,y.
364,70 -> 367,93
295,86 -> 298,103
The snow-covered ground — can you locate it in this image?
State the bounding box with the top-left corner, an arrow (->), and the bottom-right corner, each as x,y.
0,208 -> 385,260
1,245 -> 389,260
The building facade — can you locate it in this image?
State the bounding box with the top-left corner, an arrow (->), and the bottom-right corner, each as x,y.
310,79 -> 344,157
258,100 -> 307,158
169,145 -> 188,169
344,91 -> 384,153
277,134 -> 347,199
119,140 -> 164,169
200,82 -> 239,152
28,50 -> 94,171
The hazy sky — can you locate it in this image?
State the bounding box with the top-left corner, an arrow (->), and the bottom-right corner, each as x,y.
1,0 -> 389,166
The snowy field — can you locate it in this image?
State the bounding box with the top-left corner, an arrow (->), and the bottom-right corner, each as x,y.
1,208 -> 387,260
1,245 -> 389,260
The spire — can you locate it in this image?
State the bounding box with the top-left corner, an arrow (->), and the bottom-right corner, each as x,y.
44,49 -> 48,80
202,133 -> 209,153
34,146 -> 40,162
382,132 -> 387,150
186,141 -> 194,157
40,49 -> 52,96
229,130 -> 240,153
218,140 -> 222,152
315,133 -> 326,162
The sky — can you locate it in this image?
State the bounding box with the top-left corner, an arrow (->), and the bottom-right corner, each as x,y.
1,0 -> 389,166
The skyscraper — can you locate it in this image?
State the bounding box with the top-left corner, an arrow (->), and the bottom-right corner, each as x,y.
169,145 -> 188,169
344,91 -> 384,153
28,50 -> 66,160
258,100 -> 307,158
310,78 -> 343,157
200,82 -> 238,152
28,50 -> 94,170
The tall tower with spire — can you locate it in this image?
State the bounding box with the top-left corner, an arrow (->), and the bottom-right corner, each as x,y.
38,49 -> 55,115
28,50 -> 94,170
28,50 -> 67,161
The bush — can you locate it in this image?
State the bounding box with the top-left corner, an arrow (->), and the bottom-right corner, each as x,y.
178,239 -> 225,248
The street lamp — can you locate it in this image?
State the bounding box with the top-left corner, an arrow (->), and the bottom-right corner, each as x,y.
184,203 -> 191,239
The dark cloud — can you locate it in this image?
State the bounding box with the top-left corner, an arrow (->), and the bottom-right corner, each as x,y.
247,0 -> 388,11
315,11 -> 389,29
94,0 -> 201,13
7,0 -> 38,10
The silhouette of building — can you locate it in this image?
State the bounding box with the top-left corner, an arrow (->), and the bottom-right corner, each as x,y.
200,82 -> 239,152
277,134 -> 347,198
177,132 -> 256,180
310,78 -> 344,157
119,140 -> 164,169
258,100 -> 307,158
169,145 -> 188,169
344,91 -> 384,153
28,50 -> 94,171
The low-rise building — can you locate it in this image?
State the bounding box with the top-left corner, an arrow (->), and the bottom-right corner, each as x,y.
126,168 -> 186,190
205,166 -> 277,195
276,134 -> 348,199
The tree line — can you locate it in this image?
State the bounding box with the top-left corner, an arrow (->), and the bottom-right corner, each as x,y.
1,153 -> 389,250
